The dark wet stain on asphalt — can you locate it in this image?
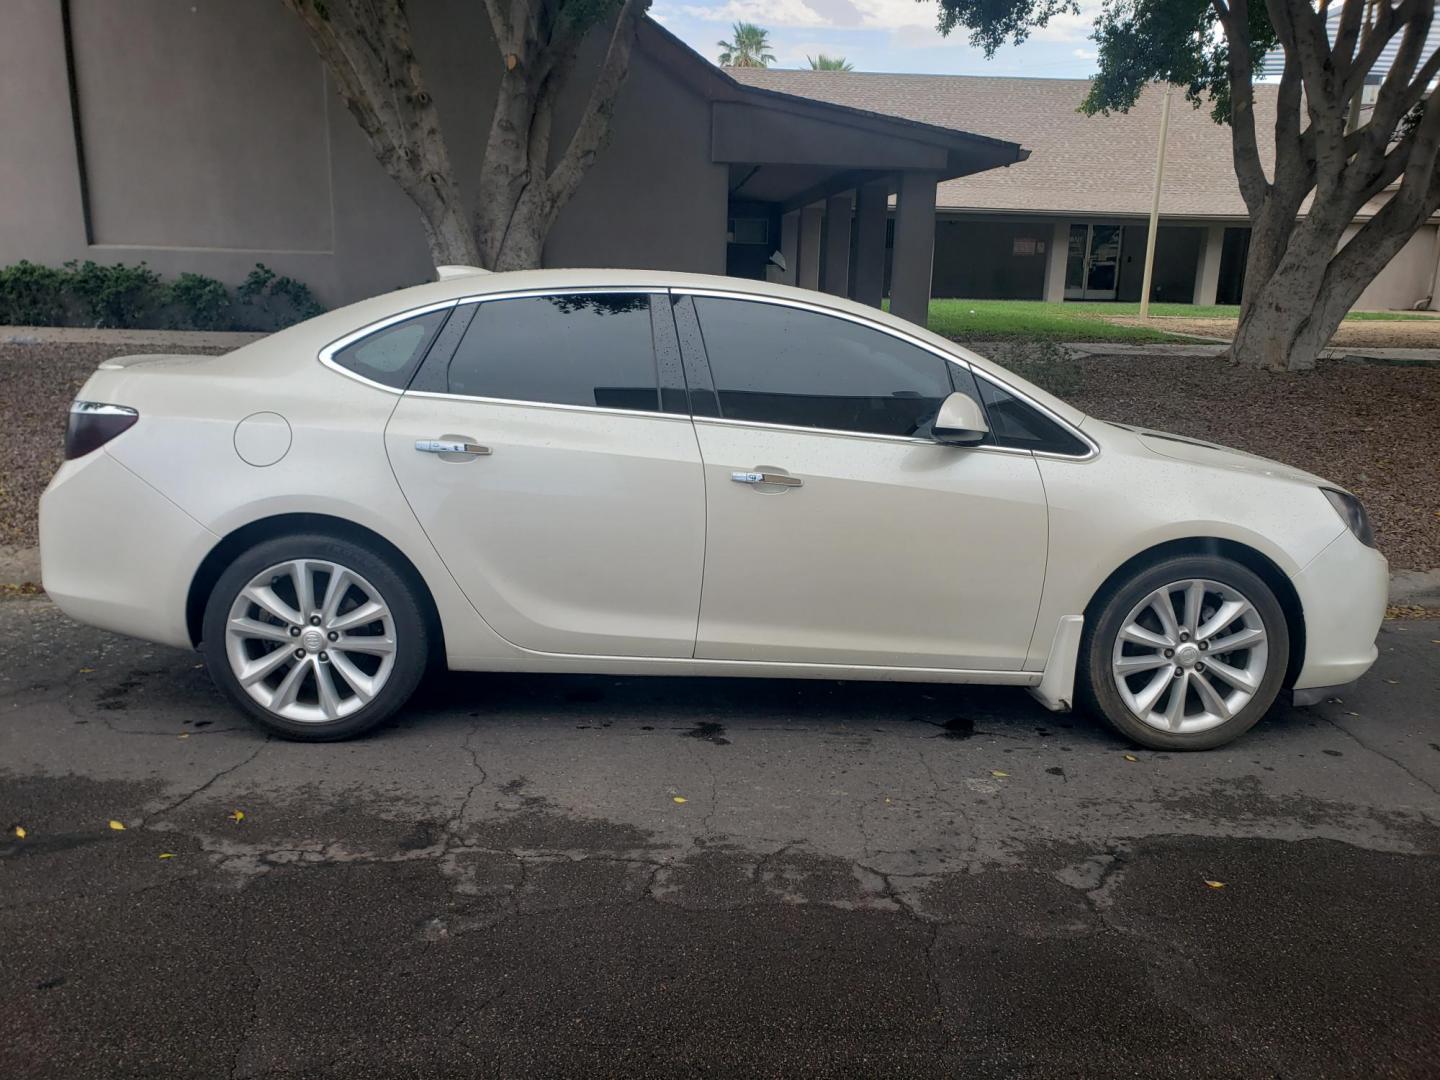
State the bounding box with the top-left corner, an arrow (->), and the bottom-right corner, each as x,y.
684,722 -> 730,745
938,716 -> 975,740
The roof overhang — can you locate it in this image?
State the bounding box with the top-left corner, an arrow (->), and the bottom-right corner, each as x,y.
637,19 -> 1028,208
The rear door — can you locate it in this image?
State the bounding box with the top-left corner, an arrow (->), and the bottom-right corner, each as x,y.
385,290 -> 705,657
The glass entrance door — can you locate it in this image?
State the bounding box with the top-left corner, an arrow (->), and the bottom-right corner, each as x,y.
1063,224 -> 1124,300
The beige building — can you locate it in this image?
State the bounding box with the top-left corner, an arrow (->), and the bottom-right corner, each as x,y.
734,68 -> 1440,311
2,1 -> 1435,313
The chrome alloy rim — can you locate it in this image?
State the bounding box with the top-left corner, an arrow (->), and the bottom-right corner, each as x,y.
224,559 -> 396,723
1110,578 -> 1269,735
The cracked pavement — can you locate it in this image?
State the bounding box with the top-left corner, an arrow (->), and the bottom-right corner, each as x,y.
1,596 -> 1438,1078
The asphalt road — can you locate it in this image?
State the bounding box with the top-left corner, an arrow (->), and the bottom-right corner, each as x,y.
1,596 -> 1438,1079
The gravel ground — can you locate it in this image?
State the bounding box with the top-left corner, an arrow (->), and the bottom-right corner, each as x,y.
2,341 -> 1437,569
1106,314 -> 1440,348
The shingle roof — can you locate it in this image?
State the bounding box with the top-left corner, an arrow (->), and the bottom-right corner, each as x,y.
726,69 -> 1278,220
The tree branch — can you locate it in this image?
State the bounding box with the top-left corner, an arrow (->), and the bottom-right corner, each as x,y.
1221,0 -> 1270,213
545,0 -> 651,219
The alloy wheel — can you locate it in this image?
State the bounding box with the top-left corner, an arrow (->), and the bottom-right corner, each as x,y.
1110,578 -> 1269,734
224,559 -> 397,723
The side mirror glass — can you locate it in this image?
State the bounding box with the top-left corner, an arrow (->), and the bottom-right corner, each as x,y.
932,391 -> 989,446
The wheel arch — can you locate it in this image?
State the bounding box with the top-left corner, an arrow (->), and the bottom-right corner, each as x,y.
1083,537 -> 1306,688
185,512 -> 445,659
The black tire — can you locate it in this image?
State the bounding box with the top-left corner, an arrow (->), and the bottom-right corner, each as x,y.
1076,554 -> 1290,751
201,533 -> 430,741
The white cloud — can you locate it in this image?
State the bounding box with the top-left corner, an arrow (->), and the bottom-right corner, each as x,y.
679,0 -> 940,31
1031,1 -> 1104,43
1073,47 -> 1097,60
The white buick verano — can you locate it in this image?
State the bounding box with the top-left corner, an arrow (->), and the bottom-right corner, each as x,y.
40,269 -> 1388,748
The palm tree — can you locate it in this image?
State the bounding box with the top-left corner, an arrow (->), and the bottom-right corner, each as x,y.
807,54 -> 854,71
717,22 -> 775,68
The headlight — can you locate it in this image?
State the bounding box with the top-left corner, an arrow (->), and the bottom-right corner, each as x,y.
1321,488 -> 1376,548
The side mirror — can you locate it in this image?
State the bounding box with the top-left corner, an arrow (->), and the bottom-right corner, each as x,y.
932,391 -> 989,446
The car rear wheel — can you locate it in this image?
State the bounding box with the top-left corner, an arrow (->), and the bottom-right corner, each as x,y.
1078,555 -> 1290,750
201,534 -> 430,740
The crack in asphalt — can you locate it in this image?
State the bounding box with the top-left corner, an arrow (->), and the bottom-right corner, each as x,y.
1322,712 -> 1440,803
143,736 -> 271,825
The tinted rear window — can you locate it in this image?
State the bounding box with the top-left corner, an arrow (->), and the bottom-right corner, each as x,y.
445,293 -> 661,412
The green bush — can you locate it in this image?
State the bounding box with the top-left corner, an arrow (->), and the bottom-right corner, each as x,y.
234,263 -> 326,331
0,260 -> 323,331
64,260 -> 165,328
0,261 -> 68,325
167,272 -> 232,330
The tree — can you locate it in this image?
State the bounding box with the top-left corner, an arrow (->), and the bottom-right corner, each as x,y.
808,53 -> 855,70
933,0 -> 1440,372
284,0 -> 651,272
717,22 -> 776,67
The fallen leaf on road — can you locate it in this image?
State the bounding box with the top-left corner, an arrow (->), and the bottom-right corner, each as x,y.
991,770 -> 1009,778
158,853 -> 175,860
228,810 -> 245,823
177,733 -> 189,739
79,667 -> 94,674
1385,679 -> 1399,684
108,820 -> 125,831
1123,754 -> 1139,762
14,825 -> 26,839
1204,880 -> 1226,889
671,796 -> 687,804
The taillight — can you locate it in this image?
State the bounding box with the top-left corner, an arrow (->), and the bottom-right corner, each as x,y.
65,401 -> 139,460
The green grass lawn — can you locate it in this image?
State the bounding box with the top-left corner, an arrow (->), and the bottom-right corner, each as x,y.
925,298 -> 1432,342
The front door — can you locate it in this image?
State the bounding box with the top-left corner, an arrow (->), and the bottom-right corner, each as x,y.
1064,224 -> 1124,300
679,295 -> 1049,671
385,292 -> 706,658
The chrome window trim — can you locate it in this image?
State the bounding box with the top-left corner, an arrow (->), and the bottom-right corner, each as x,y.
71,401 -> 139,417
673,286 -> 1098,461
318,298 -> 462,394
402,388 -> 693,423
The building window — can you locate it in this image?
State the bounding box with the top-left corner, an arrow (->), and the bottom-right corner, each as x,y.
727,218 -> 770,245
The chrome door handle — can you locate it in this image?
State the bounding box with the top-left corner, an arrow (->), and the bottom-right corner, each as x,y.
731,470 -> 802,488
416,439 -> 490,456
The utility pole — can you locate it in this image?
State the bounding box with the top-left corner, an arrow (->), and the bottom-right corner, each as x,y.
1138,83 -> 1173,320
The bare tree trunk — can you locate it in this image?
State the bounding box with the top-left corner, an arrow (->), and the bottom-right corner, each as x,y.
475,0 -> 651,270
285,0 -> 479,268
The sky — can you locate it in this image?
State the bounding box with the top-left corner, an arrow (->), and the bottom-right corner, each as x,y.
649,0 -> 1108,78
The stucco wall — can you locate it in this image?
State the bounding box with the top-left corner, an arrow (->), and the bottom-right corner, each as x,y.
1351,223 -> 1439,311
0,0 -> 727,308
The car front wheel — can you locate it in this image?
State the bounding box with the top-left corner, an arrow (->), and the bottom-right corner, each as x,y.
201,534 -> 430,740
1078,555 -> 1290,751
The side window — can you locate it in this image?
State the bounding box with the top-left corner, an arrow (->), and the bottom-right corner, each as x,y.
692,297 -> 953,437
332,308 -> 449,389
976,376 -> 1090,456
445,293 -> 661,412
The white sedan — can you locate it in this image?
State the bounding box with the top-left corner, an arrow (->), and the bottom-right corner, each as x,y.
40,269 -> 1387,749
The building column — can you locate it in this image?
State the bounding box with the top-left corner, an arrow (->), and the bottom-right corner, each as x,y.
890,171 -> 938,326
822,191 -> 852,296
798,205 -> 824,290
1043,220 -> 1070,303
852,180 -> 888,307
777,211 -> 800,286
1192,223 -> 1224,306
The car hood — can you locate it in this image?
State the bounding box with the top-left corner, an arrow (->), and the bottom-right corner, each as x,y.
1090,420 -> 1334,487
